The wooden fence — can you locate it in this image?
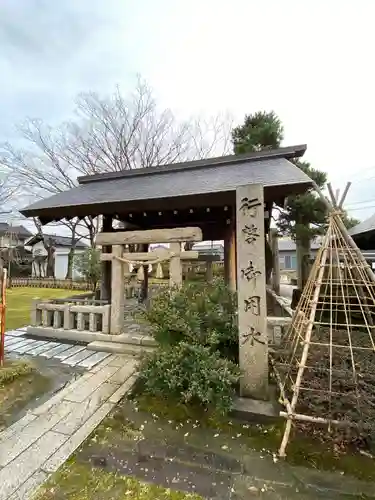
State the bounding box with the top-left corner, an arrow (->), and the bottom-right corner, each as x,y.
8,278 -> 91,290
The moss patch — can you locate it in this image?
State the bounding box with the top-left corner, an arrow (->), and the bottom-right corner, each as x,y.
34,459 -> 203,500
0,359 -> 34,385
0,359 -> 50,431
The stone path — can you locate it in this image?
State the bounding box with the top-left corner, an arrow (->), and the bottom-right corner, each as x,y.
0,352 -> 138,500
4,328 -> 111,369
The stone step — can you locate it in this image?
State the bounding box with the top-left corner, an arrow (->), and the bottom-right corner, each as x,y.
115,333 -> 157,347
87,341 -> 155,356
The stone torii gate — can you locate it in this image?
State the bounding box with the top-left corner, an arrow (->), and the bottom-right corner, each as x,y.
97,184 -> 269,401
96,227 -> 202,334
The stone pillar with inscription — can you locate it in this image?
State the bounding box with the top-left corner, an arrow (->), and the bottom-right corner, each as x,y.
236,184 -> 268,399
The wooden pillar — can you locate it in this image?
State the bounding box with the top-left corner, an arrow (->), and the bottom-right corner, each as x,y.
205,260 -> 213,282
111,244 -> 125,334
236,184 -> 268,399
170,242 -> 182,287
224,221 -> 237,291
270,229 -> 280,295
140,243 -> 149,302
100,215 -> 112,301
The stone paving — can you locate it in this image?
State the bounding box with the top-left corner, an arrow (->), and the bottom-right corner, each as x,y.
4,327 -> 111,369
0,352 -> 138,500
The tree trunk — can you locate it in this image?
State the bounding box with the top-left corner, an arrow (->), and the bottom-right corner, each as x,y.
296,236 -> 311,290
46,247 -> 55,278
65,248 -> 74,279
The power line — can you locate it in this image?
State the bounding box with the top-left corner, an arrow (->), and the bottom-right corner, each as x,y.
345,198 -> 375,207
345,204 -> 375,212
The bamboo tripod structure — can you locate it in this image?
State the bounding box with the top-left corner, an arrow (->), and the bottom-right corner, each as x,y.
272,182 -> 375,457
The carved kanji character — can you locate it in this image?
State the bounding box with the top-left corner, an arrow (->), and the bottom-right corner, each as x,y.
239,197 -> 262,217
241,327 -> 265,346
242,224 -> 260,244
241,260 -> 261,281
244,295 -> 261,315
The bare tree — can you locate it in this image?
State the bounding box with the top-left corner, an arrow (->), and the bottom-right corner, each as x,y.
0,121 -> 93,278
1,76 -> 233,266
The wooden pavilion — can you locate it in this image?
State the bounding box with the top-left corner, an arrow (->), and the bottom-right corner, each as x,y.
21,145 -> 311,292
21,144 -> 313,399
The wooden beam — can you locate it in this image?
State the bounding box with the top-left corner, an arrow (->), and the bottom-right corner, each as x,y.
96,227 -> 203,246
100,215 -> 112,301
270,228 -> 280,295
100,250 -> 199,261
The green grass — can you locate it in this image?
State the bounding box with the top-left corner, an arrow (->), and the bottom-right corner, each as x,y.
34,459 -> 203,500
4,287 -> 86,331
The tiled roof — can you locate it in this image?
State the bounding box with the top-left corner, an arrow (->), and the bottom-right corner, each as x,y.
20,145 -> 311,218
348,214 -> 375,237
278,237 -> 322,252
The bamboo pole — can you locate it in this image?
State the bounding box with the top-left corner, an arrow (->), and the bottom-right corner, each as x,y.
338,182 -> 351,208
279,230 -> 330,457
313,181 -> 375,283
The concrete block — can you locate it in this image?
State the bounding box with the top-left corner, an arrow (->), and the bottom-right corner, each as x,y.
77,351 -> 110,370
88,340 -> 154,356
231,396 -> 281,424
89,354 -> 115,372
0,401 -> 76,467
54,345 -> 86,360
5,330 -> 26,337
7,339 -> 32,352
8,470 -> 48,500
0,431 -> 67,500
0,413 -> 37,444
64,366 -> 120,403
64,349 -> 95,367
107,362 -> 137,385
39,343 -> 71,358
53,382 -> 117,435
109,374 -> 138,404
31,373 -> 92,416
41,403 -> 114,474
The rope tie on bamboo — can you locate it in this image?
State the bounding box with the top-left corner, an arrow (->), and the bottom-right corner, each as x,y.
113,252 -> 176,267
330,209 -> 344,218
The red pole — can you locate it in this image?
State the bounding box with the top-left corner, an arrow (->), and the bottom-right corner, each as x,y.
0,269 -> 7,367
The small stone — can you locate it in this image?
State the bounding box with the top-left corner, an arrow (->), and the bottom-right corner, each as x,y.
214,433 -> 219,438
184,432 -> 189,437
221,445 -> 228,450
236,433 -> 242,438
248,486 -> 259,493
92,456 -> 107,467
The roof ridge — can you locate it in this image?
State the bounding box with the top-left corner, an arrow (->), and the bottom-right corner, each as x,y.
78,144 -> 307,185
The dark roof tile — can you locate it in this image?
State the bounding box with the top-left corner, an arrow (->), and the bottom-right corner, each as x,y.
21,148 -> 312,218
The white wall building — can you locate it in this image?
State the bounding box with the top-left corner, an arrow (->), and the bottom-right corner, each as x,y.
25,234 -> 88,279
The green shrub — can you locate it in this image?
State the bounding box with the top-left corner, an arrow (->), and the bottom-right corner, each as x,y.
138,342 -> 240,415
144,278 -> 238,361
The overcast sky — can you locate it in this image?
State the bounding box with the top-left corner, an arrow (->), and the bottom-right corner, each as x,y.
1,0 -> 375,225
